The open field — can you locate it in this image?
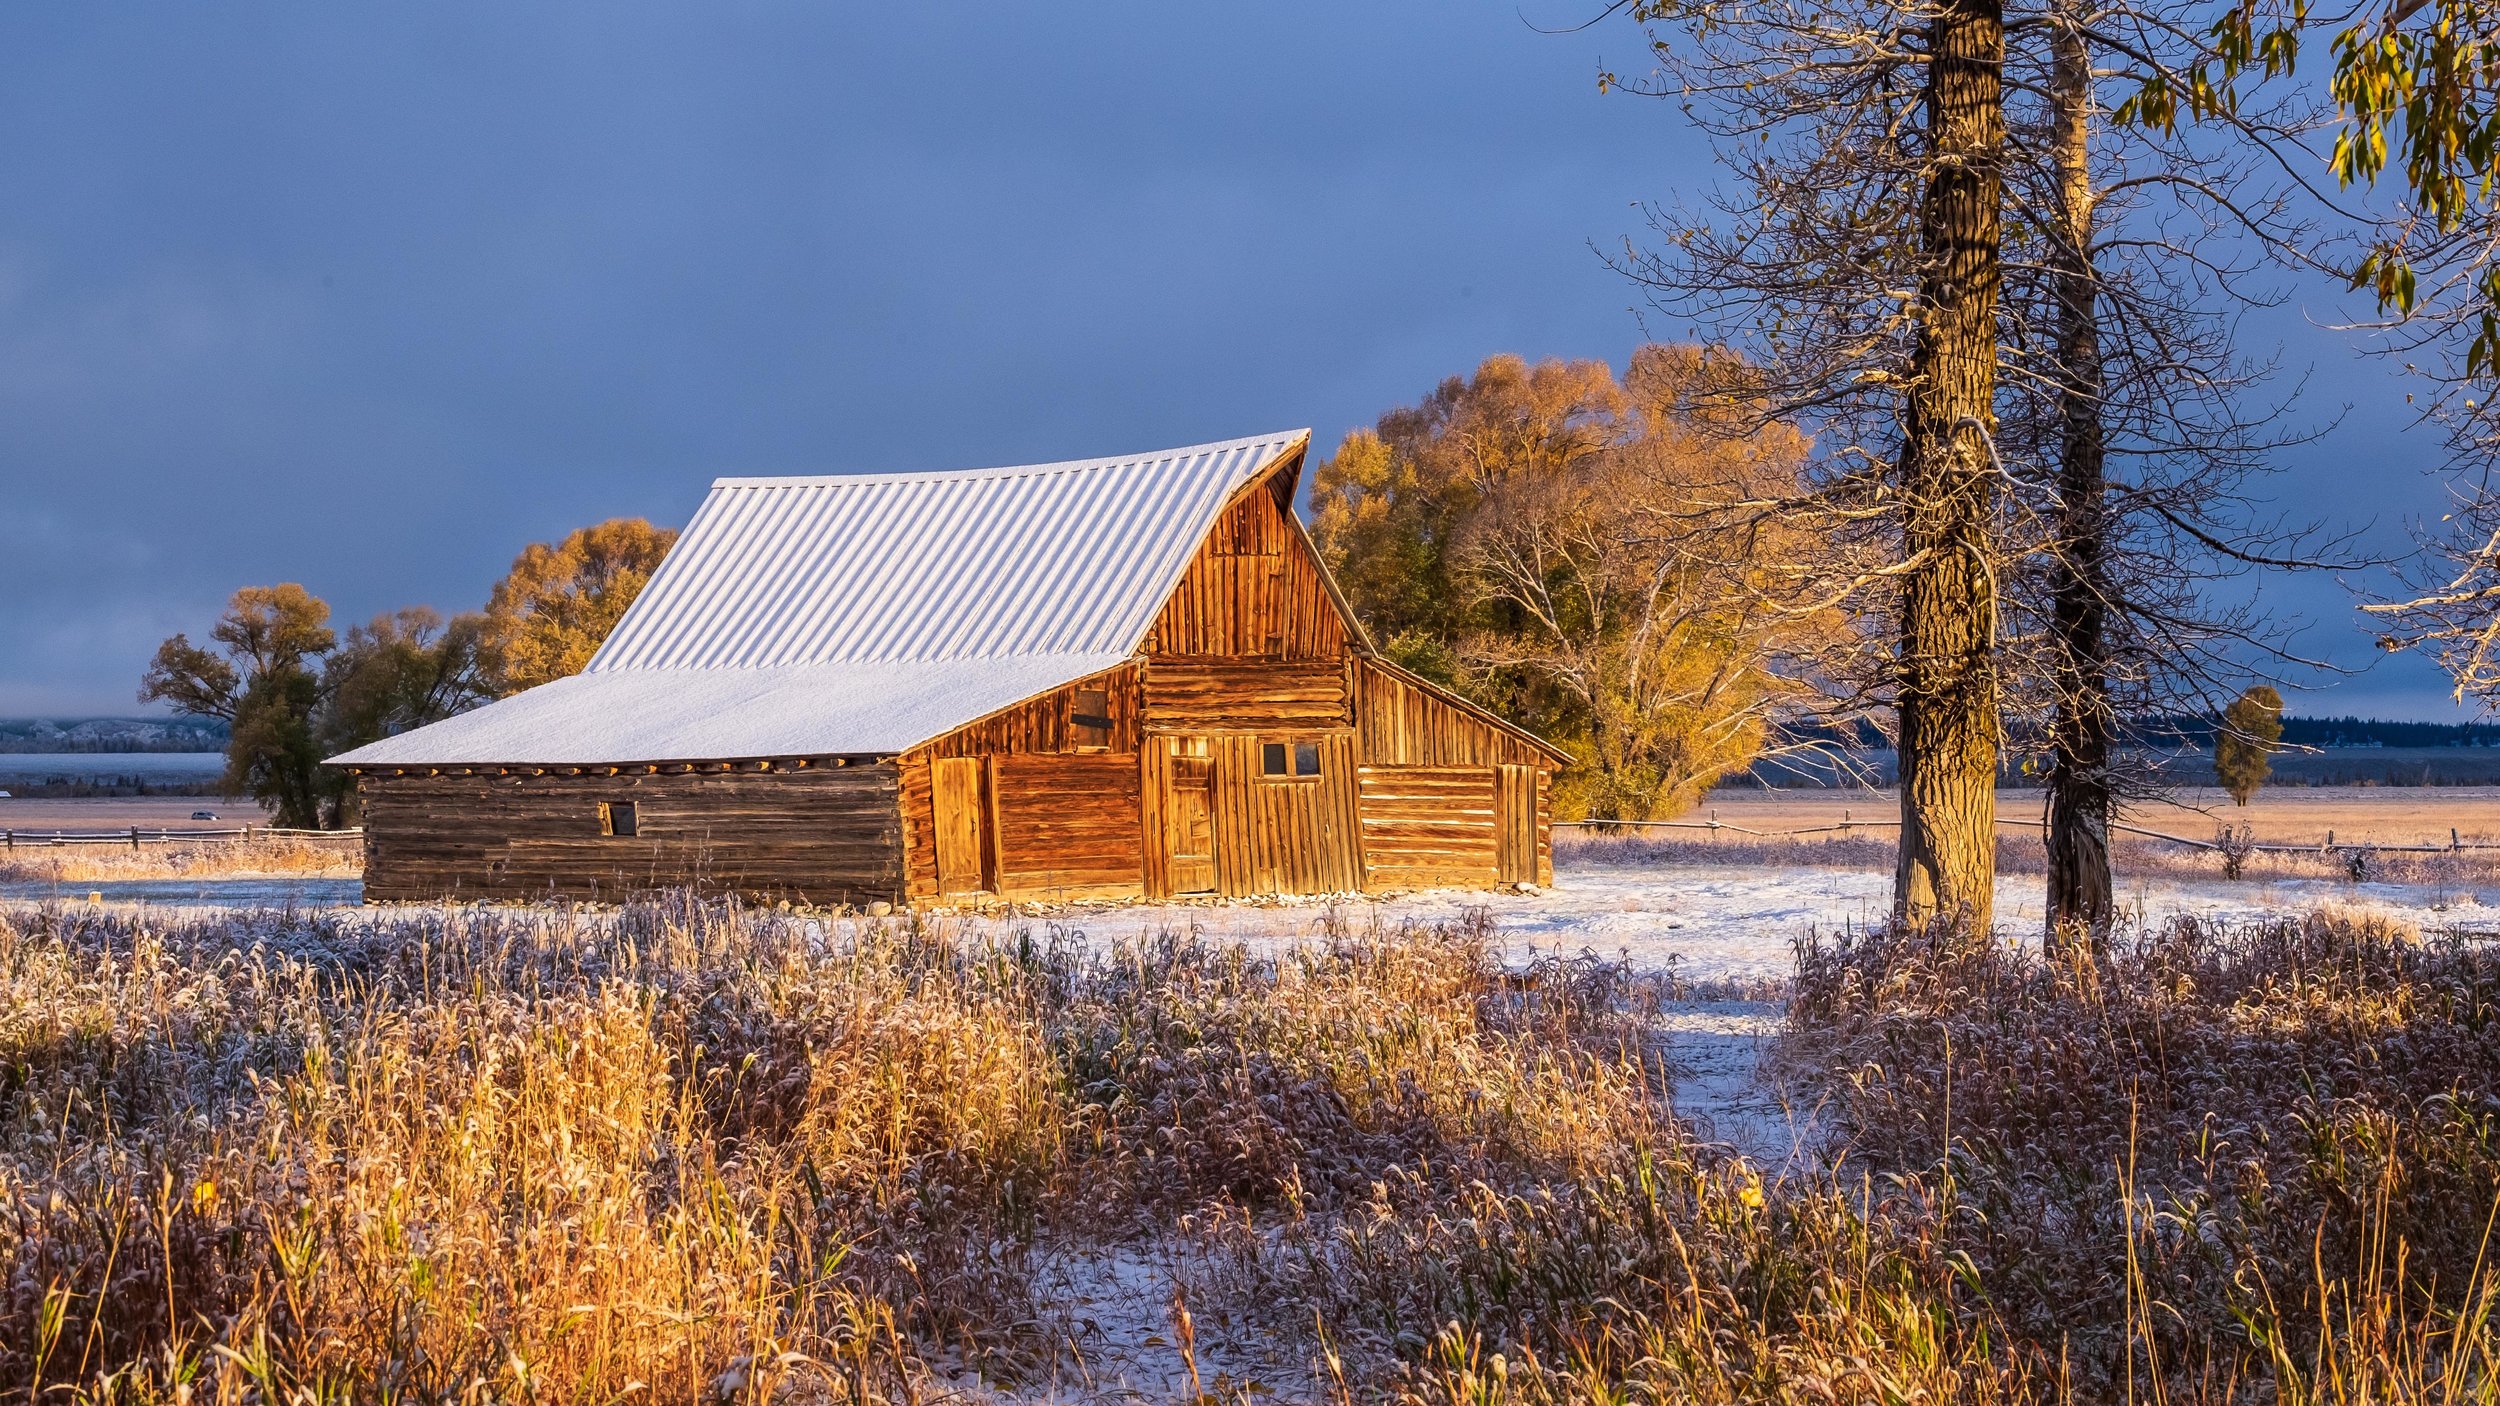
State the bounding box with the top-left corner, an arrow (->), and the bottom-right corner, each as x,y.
1693,783 -> 2500,846
0,795 -> 271,828
0,895 -> 2491,1404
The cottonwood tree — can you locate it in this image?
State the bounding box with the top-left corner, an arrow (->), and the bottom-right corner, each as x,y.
318,608 -> 492,821
141,584 -> 338,828
1605,0 -> 2334,936
2001,0 -> 2340,944
2160,0 -> 2500,710
1311,347 -> 1829,818
483,518 -> 678,695
1598,0 -> 2011,928
143,590 -> 492,827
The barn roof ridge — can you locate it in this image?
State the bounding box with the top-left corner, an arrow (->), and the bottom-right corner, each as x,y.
706,428 -> 1311,491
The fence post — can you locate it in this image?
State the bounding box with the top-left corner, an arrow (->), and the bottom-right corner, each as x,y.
130,826 -> 139,851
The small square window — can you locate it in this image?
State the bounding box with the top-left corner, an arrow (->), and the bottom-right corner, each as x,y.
600,800 -> 638,837
1072,688 -> 1113,750
1261,741 -> 1323,780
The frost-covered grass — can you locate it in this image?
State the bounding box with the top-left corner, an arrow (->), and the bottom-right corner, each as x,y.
1563,822 -> 2500,887
4,896 -> 2495,1403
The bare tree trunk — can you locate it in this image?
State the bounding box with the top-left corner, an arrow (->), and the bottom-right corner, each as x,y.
2043,8 -> 2116,952
1896,0 -> 2007,935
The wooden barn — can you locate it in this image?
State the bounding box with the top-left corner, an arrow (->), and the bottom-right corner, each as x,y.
330,431 -> 1565,907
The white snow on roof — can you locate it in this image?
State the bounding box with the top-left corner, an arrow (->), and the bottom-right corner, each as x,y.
327,429 -> 1310,766
327,655 -> 1134,767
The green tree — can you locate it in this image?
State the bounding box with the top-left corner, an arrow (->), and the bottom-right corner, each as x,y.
143,591 -> 492,828
483,518 -> 678,695
140,584 -> 337,828
2215,685 -> 2286,805
317,608 -> 492,823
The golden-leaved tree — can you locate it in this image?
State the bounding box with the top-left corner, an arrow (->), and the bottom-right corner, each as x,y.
1314,347 -> 1824,820
483,518 -> 678,695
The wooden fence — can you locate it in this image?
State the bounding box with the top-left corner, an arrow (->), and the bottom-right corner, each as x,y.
1557,814 -> 2500,857
2,826 -> 363,849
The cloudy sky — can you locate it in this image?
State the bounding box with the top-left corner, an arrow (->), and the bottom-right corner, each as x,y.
0,2 -> 2454,719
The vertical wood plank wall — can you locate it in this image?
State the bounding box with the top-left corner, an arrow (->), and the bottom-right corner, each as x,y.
900,667 -> 1147,905
1141,480 -> 1349,660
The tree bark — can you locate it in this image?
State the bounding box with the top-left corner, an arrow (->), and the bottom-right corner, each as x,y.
2043,7 -> 2116,952
1895,0 -> 2007,935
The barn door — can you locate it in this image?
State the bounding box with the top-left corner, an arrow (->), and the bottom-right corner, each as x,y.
932,756 -> 993,896
1166,755 -> 1218,895
1496,764 -> 1538,885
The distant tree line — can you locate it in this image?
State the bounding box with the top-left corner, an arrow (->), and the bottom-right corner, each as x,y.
140,519 -> 675,828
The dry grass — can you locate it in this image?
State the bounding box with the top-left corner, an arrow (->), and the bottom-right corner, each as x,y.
0,833 -> 361,883
0,900 -> 1682,1402
4,894 -> 2496,1404
1560,823 -> 2500,887
1784,911 -> 2500,1403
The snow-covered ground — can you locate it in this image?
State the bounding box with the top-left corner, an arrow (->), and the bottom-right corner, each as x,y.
9,858 -> 2497,983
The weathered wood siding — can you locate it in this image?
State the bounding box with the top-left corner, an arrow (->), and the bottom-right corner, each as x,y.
1495,763 -> 1552,886
1357,765 -> 1499,891
902,669 -> 1149,904
916,664 -> 1142,759
1142,484 -> 1349,660
991,753 -> 1144,900
359,764 -> 904,904
1354,659 -> 1557,769
1142,734 -> 1361,898
1141,658 -> 1349,732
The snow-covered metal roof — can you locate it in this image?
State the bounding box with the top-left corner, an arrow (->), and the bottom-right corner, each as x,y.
329,429 -> 1310,766
590,429 -> 1310,671
324,656 -> 1136,766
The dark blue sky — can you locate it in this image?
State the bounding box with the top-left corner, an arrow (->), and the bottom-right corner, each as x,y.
0,2 -> 2459,719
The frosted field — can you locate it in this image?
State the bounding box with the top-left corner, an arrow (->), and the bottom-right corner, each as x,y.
13,854 -> 2481,1167
7,857 -> 2495,985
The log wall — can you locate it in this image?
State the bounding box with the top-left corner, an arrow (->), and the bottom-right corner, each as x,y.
1357,765 -> 1499,891
1141,658 -> 1349,732
359,763 -> 904,905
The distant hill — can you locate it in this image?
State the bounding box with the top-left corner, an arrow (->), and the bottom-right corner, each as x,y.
0,716 -> 229,753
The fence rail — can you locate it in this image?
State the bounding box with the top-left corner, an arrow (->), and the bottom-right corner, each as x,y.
1556,815 -> 2500,857
2,826 -> 363,849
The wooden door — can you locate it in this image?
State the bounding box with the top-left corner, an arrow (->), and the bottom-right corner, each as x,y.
1166,755 -> 1218,895
932,756 -> 993,896
1496,764 -> 1538,885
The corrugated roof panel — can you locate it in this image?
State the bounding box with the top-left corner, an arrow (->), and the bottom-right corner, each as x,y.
588,428 -> 1306,671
